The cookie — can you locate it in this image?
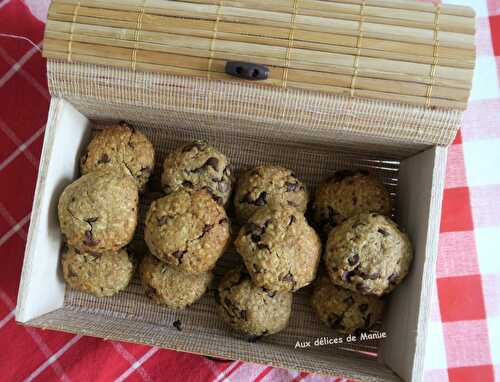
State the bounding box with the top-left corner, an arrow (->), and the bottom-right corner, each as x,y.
139,254 -> 213,309
80,121 -> 155,192
312,170 -> 391,235
235,206 -> 321,292
233,165 -> 308,223
58,170 -> 139,253
144,189 -> 230,274
161,140 -> 233,206
61,245 -> 135,297
324,213 -> 413,296
311,274 -> 384,334
216,267 -> 292,338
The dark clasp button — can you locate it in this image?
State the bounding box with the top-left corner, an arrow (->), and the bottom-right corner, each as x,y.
225,61 -> 269,81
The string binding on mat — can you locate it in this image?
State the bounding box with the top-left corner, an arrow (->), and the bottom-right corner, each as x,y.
426,4 -> 441,108
131,1 -> 146,71
67,0 -> 81,63
208,0 -> 224,79
282,0 -> 300,88
350,0 -> 366,98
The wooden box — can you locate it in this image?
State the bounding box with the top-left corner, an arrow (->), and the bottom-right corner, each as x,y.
16,1 -> 476,381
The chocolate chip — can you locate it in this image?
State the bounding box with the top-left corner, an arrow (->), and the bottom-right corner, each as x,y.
342,271 -> 352,282
388,272 -> 399,283
212,195 -> 223,205
288,215 -> 296,225
348,254 -> 360,266
173,320 -> 182,331
182,180 -> 193,188
217,181 -> 230,193
219,218 -> 228,225
172,250 -> 186,259
240,310 -> 248,320
254,192 -> 267,206
145,286 -> 157,299
205,157 -> 219,171
359,304 -> 369,313
378,228 -> 389,237
250,234 -> 261,243
282,273 -> 294,283
203,224 -> 214,233
330,170 -> 355,183
257,243 -> 269,250
83,230 -> 99,246
285,182 -> 300,192
98,153 -> 110,164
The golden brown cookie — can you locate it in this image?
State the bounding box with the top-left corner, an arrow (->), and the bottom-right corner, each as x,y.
235,206 -> 321,292
144,189 -> 230,274
233,165 -> 308,223
216,267 -> 292,338
312,274 -> 384,334
161,140 -> 233,206
313,170 -> 391,235
324,213 -> 413,296
58,170 -> 139,253
80,122 -> 155,192
139,254 -> 213,309
61,245 -> 135,297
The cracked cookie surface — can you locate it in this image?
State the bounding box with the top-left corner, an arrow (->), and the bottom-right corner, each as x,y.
58,170 -> 139,252
324,213 -> 413,296
312,273 -> 384,334
233,165 -> 308,223
235,206 -> 321,292
80,122 -> 155,192
313,170 -> 391,236
61,245 -> 135,297
161,140 -> 233,206
216,267 -> 292,337
139,254 -> 213,309
144,189 -> 230,274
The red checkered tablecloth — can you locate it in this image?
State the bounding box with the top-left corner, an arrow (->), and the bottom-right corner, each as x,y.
1,0 -> 499,381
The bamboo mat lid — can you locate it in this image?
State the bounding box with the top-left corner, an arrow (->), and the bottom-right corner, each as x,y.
43,0 -> 476,111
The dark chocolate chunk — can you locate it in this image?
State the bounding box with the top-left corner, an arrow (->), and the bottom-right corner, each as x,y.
212,195 -> 223,205
257,243 -> 269,250
98,153 -> 110,164
182,180 -> 194,188
173,320 -> 182,331
388,272 -> 399,283
282,273 -> 294,283
342,271 -> 352,282
172,250 -> 186,259
83,230 -> 99,246
145,286 -> 157,299
240,310 -> 248,320
250,234 -> 261,243
348,254 -> 360,266
285,182 -> 300,192
378,228 -> 389,237
205,157 -> 219,171
254,191 -> 267,206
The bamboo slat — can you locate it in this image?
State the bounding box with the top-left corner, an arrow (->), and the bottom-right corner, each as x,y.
42,0 -> 476,110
